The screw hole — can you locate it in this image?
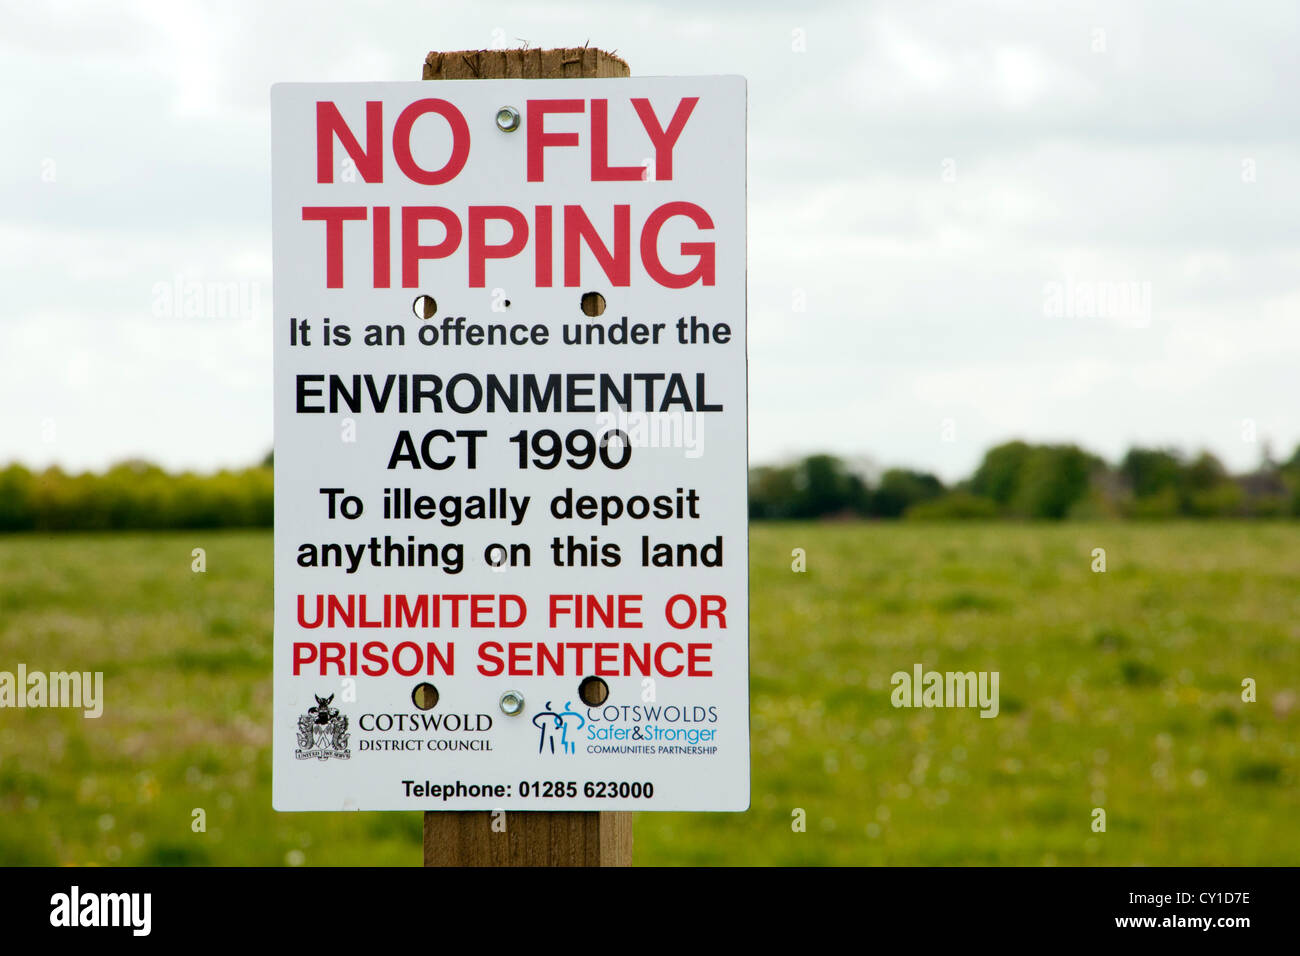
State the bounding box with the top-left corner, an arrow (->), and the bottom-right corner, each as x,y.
412,295 -> 437,320
578,676 -> 610,706
411,682 -> 440,710
580,291 -> 606,317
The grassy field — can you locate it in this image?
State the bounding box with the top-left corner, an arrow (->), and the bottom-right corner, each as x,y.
0,523 -> 1296,866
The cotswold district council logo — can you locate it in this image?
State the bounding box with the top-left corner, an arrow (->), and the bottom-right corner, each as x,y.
295,693 -> 350,760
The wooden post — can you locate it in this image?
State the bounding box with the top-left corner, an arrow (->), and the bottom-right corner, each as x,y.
424,810 -> 633,867
420,46 -> 633,868
422,47 -> 629,81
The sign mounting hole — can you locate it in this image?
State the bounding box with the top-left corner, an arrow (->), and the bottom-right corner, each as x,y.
411,683 -> 440,710
412,294 -> 437,319
580,291 -> 606,317
578,676 -> 610,706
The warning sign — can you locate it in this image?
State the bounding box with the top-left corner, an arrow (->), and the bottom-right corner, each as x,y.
271,77 -> 747,811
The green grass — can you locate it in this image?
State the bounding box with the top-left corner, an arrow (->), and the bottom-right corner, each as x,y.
0,524 -> 1297,865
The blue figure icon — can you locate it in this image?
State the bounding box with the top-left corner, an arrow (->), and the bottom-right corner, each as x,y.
532,701 -> 586,755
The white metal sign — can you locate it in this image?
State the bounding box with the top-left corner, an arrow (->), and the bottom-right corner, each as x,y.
271,76 -> 747,811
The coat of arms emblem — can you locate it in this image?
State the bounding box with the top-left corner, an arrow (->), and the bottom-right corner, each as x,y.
295,693 -> 350,760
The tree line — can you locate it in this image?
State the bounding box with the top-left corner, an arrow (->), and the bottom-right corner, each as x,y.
749,442 -> 1300,521
0,458 -> 273,531
0,442 -> 1297,532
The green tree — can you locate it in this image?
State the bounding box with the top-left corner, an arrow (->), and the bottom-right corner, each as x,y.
790,454 -> 868,519
870,469 -> 945,518
969,441 -> 1033,506
1119,448 -> 1185,500
748,463 -> 800,520
0,464 -> 35,531
1013,445 -> 1102,519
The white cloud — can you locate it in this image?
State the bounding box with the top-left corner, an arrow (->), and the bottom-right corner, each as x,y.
1,0 -> 1297,479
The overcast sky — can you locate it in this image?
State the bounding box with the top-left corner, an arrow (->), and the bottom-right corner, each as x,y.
3,0 -> 1296,481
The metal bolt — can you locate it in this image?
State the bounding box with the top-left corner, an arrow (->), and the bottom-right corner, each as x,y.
499,690 -> 525,716
495,106 -> 521,132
